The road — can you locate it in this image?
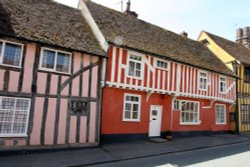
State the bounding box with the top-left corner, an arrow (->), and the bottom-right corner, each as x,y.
86,141 -> 250,167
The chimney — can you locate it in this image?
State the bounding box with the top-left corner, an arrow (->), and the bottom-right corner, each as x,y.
236,27 -> 250,49
124,0 -> 138,18
180,31 -> 188,38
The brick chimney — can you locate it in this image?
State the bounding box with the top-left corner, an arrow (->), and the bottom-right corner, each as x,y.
124,0 -> 138,18
236,26 -> 250,49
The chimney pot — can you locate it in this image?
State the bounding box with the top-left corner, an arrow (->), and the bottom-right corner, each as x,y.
180,31 -> 188,38
124,0 -> 138,18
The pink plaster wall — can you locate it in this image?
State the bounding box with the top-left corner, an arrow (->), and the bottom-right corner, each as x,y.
72,52 -> 81,96
22,43 -> 36,93
9,71 -> 20,92
37,72 -> 47,94
89,102 -> 97,143
91,66 -> 98,98
50,75 -> 58,95
61,76 -> 69,96
17,139 -> 27,146
79,116 -> 87,143
82,54 -> 90,97
44,98 -> 56,145
0,69 -> 5,90
57,99 -> 67,145
69,116 -> 77,144
30,97 -> 44,145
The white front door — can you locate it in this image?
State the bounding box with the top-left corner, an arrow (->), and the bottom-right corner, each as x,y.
149,105 -> 162,137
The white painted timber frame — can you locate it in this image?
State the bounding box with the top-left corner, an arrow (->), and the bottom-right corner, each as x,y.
198,70 -> 208,91
126,51 -> 144,80
122,93 -> 141,122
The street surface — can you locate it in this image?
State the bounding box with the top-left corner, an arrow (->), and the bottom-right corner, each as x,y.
87,141 -> 250,167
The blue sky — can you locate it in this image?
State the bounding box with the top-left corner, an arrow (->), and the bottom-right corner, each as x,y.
55,0 -> 250,41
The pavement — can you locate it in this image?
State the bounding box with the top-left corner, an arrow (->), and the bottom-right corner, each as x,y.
1,133 -> 250,167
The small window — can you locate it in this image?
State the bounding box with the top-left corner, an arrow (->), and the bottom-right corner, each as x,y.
127,53 -> 143,79
219,76 -> 227,93
215,104 -> 226,124
0,40 -> 23,67
173,100 -> 180,110
123,94 -> 141,121
0,97 -> 30,137
155,59 -> 169,70
40,48 -> 71,73
70,100 -> 88,115
241,104 -> 250,124
199,71 -> 208,91
244,67 -> 250,83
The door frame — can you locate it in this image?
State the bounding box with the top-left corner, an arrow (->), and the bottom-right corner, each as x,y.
149,105 -> 163,137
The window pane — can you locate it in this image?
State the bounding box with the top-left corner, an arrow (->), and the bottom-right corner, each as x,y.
0,122 -> 12,134
132,112 -> 138,119
133,104 -> 138,111
3,43 -> 22,66
128,61 -> 135,76
0,98 -> 15,110
16,99 -> 29,111
56,52 -> 70,73
125,103 -> 131,111
41,50 -> 55,69
124,111 -> 130,119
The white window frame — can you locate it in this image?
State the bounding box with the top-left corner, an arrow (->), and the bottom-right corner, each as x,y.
215,104 -> 226,125
122,93 -> 141,122
179,100 -> 201,125
126,51 -> 144,80
219,76 -> 227,94
39,47 -> 72,74
172,99 -> 180,110
154,58 -> 169,71
198,71 -> 208,91
0,96 -> 31,137
0,39 -> 24,68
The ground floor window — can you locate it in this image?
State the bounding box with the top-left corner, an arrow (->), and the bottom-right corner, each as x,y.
241,104 -> 250,124
123,94 -> 141,121
215,104 -> 226,124
0,97 -> 30,137
180,101 -> 200,124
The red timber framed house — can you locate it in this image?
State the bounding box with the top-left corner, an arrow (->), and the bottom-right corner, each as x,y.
79,0 -> 236,143
0,0 -> 106,150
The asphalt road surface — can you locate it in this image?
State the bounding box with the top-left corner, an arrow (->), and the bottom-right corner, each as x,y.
86,141 -> 250,167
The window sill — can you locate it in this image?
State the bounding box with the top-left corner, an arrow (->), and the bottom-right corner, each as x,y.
180,121 -> 202,126
216,122 -> 226,125
0,63 -> 22,69
0,134 -> 28,138
122,119 -> 141,122
38,68 -> 71,76
126,75 -> 143,80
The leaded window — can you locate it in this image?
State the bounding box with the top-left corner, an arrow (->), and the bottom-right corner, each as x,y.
180,101 -> 199,124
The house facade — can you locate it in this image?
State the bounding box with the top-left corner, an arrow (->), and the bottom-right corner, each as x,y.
0,0 -> 105,149
79,0 -> 236,143
198,29 -> 250,132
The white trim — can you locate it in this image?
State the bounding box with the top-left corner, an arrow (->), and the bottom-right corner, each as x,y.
198,70 -> 208,91
39,47 -> 72,74
178,100 -> 201,125
219,75 -> 227,94
122,93 -> 141,122
162,71 -> 166,90
0,96 -> 31,137
0,39 -> 24,68
176,64 -> 181,93
157,70 -> 161,89
111,47 -> 116,82
215,104 -> 227,125
171,63 -> 175,91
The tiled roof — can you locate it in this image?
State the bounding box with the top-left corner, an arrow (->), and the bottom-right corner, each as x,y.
85,1 -> 234,76
204,31 -> 250,66
0,0 -> 105,56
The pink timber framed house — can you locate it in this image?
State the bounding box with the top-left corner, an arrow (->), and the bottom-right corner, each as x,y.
0,0 -> 106,150
79,0 -> 236,143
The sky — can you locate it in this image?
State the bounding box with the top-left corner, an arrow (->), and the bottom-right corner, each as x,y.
54,0 -> 250,41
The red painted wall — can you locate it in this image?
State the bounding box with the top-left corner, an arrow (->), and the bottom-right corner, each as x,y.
101,87 -> 230,135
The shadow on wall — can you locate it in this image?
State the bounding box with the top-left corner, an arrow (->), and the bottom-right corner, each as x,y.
0,3 -> 15,36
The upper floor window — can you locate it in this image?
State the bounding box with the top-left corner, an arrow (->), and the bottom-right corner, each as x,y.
219,76 -> 227,93
215,104 -> 226,124
40,48 -> 71,74
155,59 -> 169,70
127,53 -> 143,79
199,71 -> 208,91
244,67 -> 250,83
123,94 -> 141,122
0,96 -> 30,137
0,40 -> 23,67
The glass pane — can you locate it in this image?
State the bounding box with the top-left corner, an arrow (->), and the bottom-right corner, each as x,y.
128,61 -> 135,76
13,123 -> 26,134
152,110 -> 157,116
133,104 -> 138,111
125,103 -> 131,111
0,122 -> 12,134
41,50 -> 55,69
0,98 -> 15,110
126,96 -> 131,101
16,99 -> 29,111
0,110 -> 13,122
56,52 -> 70,73
125,111 -> 130,119
136,63 -> 141,70
3,43 -> 22,66
136,70 -> 141,77
132,112 -> 138,119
